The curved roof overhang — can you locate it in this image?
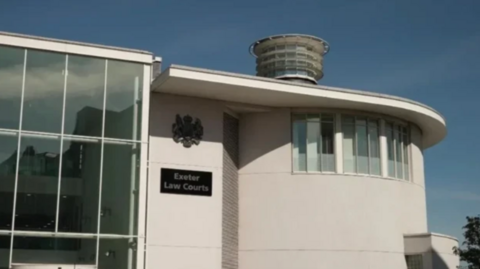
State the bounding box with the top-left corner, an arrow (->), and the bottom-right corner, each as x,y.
152,65 -> 446,149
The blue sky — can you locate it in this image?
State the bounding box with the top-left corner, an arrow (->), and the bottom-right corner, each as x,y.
1,0 -> 479,242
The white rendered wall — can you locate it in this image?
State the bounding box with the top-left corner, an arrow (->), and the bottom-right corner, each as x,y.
238,109 -> 428,269
147,94 -> 224,269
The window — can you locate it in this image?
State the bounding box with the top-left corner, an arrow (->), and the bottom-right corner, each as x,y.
405,255 -> 423,269
293,114 -> 335,172
386,123 -> 410,180
342,116 -> 381,176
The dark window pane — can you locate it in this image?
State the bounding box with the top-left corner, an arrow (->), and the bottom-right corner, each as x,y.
0,45 -> 24,130
64,55 -> 105,137
22,50 -> 65,133
100,143 -> 140,235
0,235 -> 10,268
342,123 -> 355,173
321,121 -> 335,171
98,238 -> 137,269
395,129 -> 403,179
356,124 -> 369,174
0,134 -> 19,230
386,124 -> 395,177
105,60 -> 143,140
12,236 -> 96,264
293,120 -> 306,171
369,125 -> 381,175
15,136 -> 60,231
58,139 -> 101,234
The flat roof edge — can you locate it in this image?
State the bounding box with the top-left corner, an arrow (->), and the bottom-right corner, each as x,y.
0,31 -> 153,55
404,233 -> 458,242
167,64 -> 445,123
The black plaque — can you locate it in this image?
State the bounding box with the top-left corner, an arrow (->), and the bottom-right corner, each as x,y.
161,168 -> 212,196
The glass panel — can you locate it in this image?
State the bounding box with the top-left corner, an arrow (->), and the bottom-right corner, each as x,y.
395,128 -> 403,179
306,122 -> 320,172
403,132 -> 410,180
15,135 -> 60,231
342,124 -> 356,173
369,123 -> 381,176
307,114 -> 320,121
321,114 -> 334,122
0,134 -> 19,230
0,45 -> 24,130
342,115 -> 354,125
12,236 -> 96,265
356,117 -> 367,126
321,121 -> 335,172
64,55 -> 105,137
98,237 -> 137,269
293,119 -> 306,171
100,143 -> 140,235
22,50 -> 65,133
105,60 -> 143,140
0,235 -> 10,269
356,124 -> 369,174
386,124 -> 395,177
58,139 -> 101,233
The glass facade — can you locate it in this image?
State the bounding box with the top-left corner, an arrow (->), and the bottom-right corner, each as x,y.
0,44 -> 146,268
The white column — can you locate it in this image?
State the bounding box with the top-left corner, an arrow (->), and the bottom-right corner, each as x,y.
137,64 -> 151,269
380,119 -> 388,178
335,113 -> 343,173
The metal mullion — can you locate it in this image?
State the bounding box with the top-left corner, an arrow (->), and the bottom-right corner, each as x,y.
0,128 -> 19,135
14,131 -> 60,139
0,130 -> 18,137
139,63 -> 151,269
9,49 -> 27,267
95,59 -> 108,267
55,54 -> 68,232
103,139 -> 137,146
127,73 -> 140,268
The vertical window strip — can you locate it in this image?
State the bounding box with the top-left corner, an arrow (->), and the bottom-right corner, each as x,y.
367,120 -> 373,175
386,121 -> 410,180
403,127 -> 410,181
293,113 -> 335,172
318,118 -> 323,172
368,120 -> 380,176
342,116 -> 356,173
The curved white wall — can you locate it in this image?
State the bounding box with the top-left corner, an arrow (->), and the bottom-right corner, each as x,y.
238,109 -> 428,269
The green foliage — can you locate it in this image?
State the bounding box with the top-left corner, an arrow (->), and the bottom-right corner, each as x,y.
453,215 -> 480,269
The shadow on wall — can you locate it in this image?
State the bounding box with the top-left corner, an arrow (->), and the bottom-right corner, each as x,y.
237,109 -> 291,170
431,248 -> 453,269
411,248 -> 454,269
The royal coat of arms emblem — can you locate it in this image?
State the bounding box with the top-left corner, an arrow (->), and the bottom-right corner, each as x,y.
172,114 -> 204,148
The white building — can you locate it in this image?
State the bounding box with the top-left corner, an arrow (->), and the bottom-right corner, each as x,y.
0,32 -> 458,269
